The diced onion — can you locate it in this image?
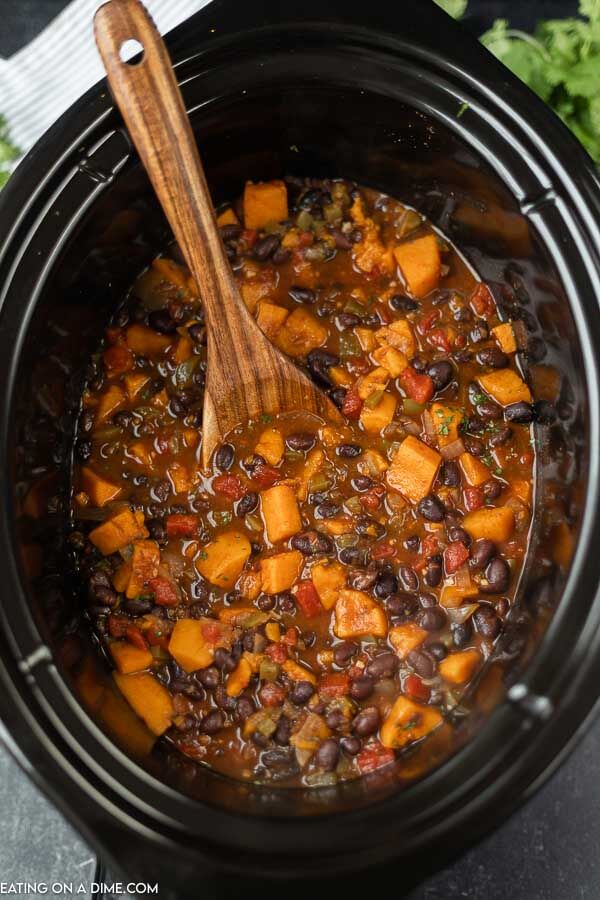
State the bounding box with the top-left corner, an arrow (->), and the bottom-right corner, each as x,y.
440,437 -> 466,460
446,603 -> 479,625
422,409 -> 435,440
453,563 -> 472,592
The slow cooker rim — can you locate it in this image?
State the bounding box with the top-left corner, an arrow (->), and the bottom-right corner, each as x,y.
0,3 -> 600,877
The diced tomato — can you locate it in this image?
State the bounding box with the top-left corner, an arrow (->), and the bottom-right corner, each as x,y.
347,664 -> 364,680
357,742 -> 396,775
377,304 -> 392,324
454,334 -> 467,349
470,282 -> 496,318
241,229 -> 258,248
464,486 -> 484,511
421,534 -> 439,556
360,488 -> 384,512
444,541 -> 470,575
107,614 -> 129,638
213,474 -> 246,501
295,580 -> 323,618
166,513 -> 198,538
103,344 -> 134,374
298,231 -> 314,247
148,576 -> 179,607
364,264 -> 381,281
282,627 -> 298,647
342,387 -> 363,420
318,672 -> 350,698
145,623 -> 170,650
104,327 -> 123,345
252,462 -> 280,488
265,642 -> 288,664
400,367 -> 435,404
428,327 -> 453,353
125,625 -> 149,651
403,673 -> 430,703
419,309 -> 441,333
259,682 -> 286,707
347,356 -> 371,375
371,541 -> 397,560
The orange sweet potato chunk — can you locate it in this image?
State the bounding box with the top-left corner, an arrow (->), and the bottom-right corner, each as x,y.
226,657 -> 253,697
478,369 -> 532,406
113,671 -> 174,736
80,466 -> 123,507
459,452 -> 491,487
196,530 -> 252,588
260,550 -> 303,594
334,589 -> 388,639
380,695 -> 443,750
463,506 -> 515,543
360,392 -> 397,434
389,622 -> 427,659
274,307 -> 328,358
243,180 -> 288,230
491,322 -> 517,354
261,484 -> 302,543
110,641 -> 153,675
89,508 -> 148,556
126,324 -> 173,357
393,234 -> 441,298
169,617 -> 232,672
255,426 -> 285,465
217,207 -> 239,227
255,301 -> 289,338
439,649 -> 481,684
311,560 -> 346,610
386,435 -> 441,504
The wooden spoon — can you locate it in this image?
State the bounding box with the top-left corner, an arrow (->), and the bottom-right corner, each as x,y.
94,0 -> 341,469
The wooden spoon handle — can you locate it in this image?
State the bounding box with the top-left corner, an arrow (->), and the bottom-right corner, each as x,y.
94,0 -> 238,317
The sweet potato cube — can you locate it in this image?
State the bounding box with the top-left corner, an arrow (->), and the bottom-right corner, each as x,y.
255,427 -> 285,465
238,568 -> 263,601
389,622 -> 427,659
172,333 -> 193,363
551,521 -> 574,567
260,550 -> 303,594
110,641 -> 153,675
169,617 -> 231,672
491,322 -> 517,354
478,369 -> 532,406
112,560 -> 132,594
243,180 -> 288,230
296,448 -> 324,501
275,307 -> 328,358
113,671 -> 174,736
439,581 -> 479,608
168,462 -> 195,494
97,687 -> 156,759
311,560 -> 346,610
386,435 -> 441,504
125,540 -> 160,599
376,319 -> 416,357
128,440 -> 155,469
152,257 -> 188,290
464,506 -> 515,543
283,659 -> 317,684
393,233 -> 441,298
256,301 -> 289,338
226,657 -> 253,697
334,589 -> 388,639
439,649 -> 481,684
381,696 -> 442,750
95,384 -> 125,425
240,281 -> 273,313
430,403 -> 462,448
355,327 -> 377,352
89,507 -> 148,555
217,206 -> 239,227
360,391 -> 397,434
261,484 -> 302,543
371,344 -> 408,377
356,367 -> 390,400
511,479 -> 532,505
196,530 -> 251,588
320,517 -> 353,536
126,324 -> 173,356
80,466 -> 123,507
329,366 -> 353,387
459,452 -> 491,487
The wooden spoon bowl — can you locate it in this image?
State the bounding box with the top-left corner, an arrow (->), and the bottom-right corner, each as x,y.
94,0 -> 342,469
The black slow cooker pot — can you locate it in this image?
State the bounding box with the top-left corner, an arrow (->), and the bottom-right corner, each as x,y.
1,0 -> 600,894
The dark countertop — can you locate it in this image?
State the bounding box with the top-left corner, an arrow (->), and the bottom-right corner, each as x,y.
0,2 -> 596,898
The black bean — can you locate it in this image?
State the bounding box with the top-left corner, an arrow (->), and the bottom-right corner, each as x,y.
411,354 -> 428,373
453,620 -> 473,648
390,294 -> 419,312
188,322 -> 206,344
236,492 -> 258,516
214,647 -> 237,673
470,322 -> 489,344
337,443 -> 362,458
289,286 -> 317,304
447,527 -> 471,547
454,306 -> 473,323
483,557 -> 510,593
352,707 -> 380,737
477,400 -> 502,421
427,360 -> 453,392
198,666 -> 219,688
277,592 -> 296,614
274,716 -> 291,746
407,649 -> 436,678
534,400 -> 556,424
356,517 -> 385,538
331,229 -> 353,250
374,571 -> 399,599
334,641 -> 358,667
199,710 -> 224,735
399,566 -> 419,591
316,500 -> 341,519
470,539 -> 496,570
365,652 -> 398,679
235,696 -> 255,721
473,605 -> 501,639
350,676 -> 374,701
214,685 -> 236,710
352,475 -> 375,492
347,565 -> 378,591
417,606 -> 447,631
124,598 -> 154,616
483,480 -> 502,500
489,425 -> 512,448
315,739 -> 340,771
286,432 -> 316,452
326,708 -> 346,732
464,436 -> 484,456
331,387 -> 347,409
215,442 -> 235,471
476,346 -> 509,368
427,642 -> 448,661
418,591 -> 437,608
257,594 -> 276,612
403,534 -> 420,552
339,547 -> 369,566
307,348 -> 340,387
424,556 -> 443,587
340,735 -> 361,756
290,681 -> 315,705
337,313 -> 361,329
146,518 -> 167,545
303,631 -> 317,649
440,461 -> 460,487
291,530 -> 335,556
253,234 -> 280,261
504,401 -> 535,424
386,593 -> 418,621
89,570 -> 111,598
113,410 -> 133,430
148,309 -> 177,334
169,396 -> 187,418
417,494 -> 445,523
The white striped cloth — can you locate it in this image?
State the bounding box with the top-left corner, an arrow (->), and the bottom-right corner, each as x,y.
0,0 -> 210,156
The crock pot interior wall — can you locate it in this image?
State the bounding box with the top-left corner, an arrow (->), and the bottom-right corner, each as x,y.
6,76 -> 584,815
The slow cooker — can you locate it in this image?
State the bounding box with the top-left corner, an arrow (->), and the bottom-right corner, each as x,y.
1,0 -> 600,895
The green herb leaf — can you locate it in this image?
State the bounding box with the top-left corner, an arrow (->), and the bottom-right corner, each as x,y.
434,0 -> 467,19
0,116 -> 20,190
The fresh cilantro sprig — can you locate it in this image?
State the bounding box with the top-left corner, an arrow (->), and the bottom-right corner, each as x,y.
0,116 -> 19,190
434,0 -> 468,18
